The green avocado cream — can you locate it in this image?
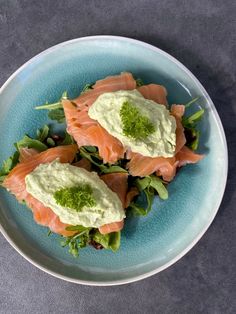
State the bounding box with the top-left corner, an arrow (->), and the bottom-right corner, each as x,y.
25,160 -> 125,227
88,90 -> 176,158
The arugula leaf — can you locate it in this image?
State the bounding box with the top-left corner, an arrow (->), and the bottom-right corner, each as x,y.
61,132 -> 75,145
80,146 -> 127,174
0,126 -> 51,184
185,97 -> 200,109
128,175 -> 168,216
35,92 -> 67,123
143,188 -> 155,211
149,175 -> 168,200
35,101 -> 62,111
61,228 -> 91,257
48,108 -> 65,123
92,230 -> 121,252
129,187 -> 154,216
0,151 -> 20,183
0,151 -> 19,175
36,125 -> 49,142
136,176 -> 168,200
101,165 -> 127,174
0,176 -> 6,184
184,127 -> 200,151
35,91 -> 67,110
136,78 -> 144,87
128,202 -> 148,216
80,147 -> 102,168
83,146 -> 97,153
135,176 -> 151,190
81,84 -> 93,93
15,135 -> 48,152
46,137 -> 56,147
182,99 -> 204,151
182,109 -> 205,127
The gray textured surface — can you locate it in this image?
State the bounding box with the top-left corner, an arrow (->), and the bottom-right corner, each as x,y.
0,0 -> 236,313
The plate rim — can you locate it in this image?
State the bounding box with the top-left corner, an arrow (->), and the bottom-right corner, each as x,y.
0,35 -> 228,286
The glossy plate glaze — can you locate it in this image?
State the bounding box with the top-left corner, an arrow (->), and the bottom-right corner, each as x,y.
0,36 -> 227,285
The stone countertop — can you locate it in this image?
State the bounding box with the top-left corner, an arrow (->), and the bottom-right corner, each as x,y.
0,1 -> 235,313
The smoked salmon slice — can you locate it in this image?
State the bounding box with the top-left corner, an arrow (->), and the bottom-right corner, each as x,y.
3,144 -> 77,201
138,84 -> 168,106
99,172 -> 128,234
125,187 -> 139,208
64,73 -> 171,164
3,145 -> 78,236
171,104 -> 186,153
73,72 -> 137,109
100,172 -> 128,208
19,148 -> 39,162
63,99 -> 125,164
25,194 -> 75,237
73,158 -> 92,171
98,220 -> 124,235
176,145 -> 204,167
127,151 -> 178,182
127,144 -> 203,181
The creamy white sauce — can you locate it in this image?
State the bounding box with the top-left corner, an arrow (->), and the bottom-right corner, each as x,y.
88,90 -> 176,157
25,160 -> 125,227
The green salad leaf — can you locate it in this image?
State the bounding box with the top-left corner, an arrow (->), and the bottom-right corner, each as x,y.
135,78 -> 144,87
184,128 -> 200,151
101,165 -> 127,174
61,132 -> 75,145
48,108 -> 65,123
46,137 -> 55,147
182,109 -> 205,127
81,83 -> 93,93
128,175 -> 168,216
79,146 -> 127,174
61,228 -> 91,257
61,227 -> 120,257
0,124 -> 75,184
92,230 -> 121,252
35,91 -> 67,123
15,135 -> 48,152
184,97 -> 200,109
0,151 -> 20,184
35,91 -> 67,110
136,176 -> 168,200
183,98 -> 205,151
36,125 -> 50,142
83,146 -> 97,153
0,125 -> 53,183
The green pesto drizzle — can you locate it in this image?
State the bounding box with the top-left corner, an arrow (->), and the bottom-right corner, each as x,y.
54,184 -> 96,211
120,101 -> 155,140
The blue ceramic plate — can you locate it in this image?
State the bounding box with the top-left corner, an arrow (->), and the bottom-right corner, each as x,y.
0,36 -> 227,285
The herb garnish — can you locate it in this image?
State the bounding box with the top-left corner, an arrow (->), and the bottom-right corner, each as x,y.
54,184 -> 96,211
120,101 -> 155,140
